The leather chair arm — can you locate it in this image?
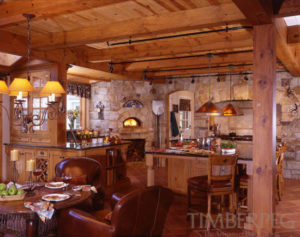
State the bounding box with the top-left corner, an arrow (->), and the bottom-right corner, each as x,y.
58,208 -> 114,237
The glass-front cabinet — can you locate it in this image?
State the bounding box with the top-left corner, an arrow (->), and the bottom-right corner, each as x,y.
10,69 -> 56,145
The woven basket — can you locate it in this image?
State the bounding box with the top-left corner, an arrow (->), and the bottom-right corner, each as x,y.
0,193 -> 26,201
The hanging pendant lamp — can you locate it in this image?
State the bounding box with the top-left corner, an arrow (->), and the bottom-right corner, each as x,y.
39,81 -> 65,103
196,53 -> 222,116
222,65 -> 243,116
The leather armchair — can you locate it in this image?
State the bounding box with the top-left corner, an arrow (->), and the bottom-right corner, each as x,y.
57,186 -> 174,237
55,157 -> 105,210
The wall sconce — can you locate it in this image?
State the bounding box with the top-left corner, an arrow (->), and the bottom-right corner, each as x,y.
96,101 -> 105,120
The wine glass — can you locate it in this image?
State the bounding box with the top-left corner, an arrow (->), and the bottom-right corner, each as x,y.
33,168 -> 42,184
62,173 -> 72,190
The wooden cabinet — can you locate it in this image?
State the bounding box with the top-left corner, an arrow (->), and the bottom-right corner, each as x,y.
5,144 -> 129,184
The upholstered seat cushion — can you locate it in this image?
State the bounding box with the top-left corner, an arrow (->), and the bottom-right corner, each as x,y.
188,175 -> 232,191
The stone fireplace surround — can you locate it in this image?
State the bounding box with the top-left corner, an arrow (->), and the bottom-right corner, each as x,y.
117,108 -> 153,151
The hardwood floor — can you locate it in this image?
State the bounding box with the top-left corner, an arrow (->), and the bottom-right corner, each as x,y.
127,162 -> 300,237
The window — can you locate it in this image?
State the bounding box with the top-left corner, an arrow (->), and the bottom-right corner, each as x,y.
179,111 -> 190,130
67,95 -> 81,129
32,97 -> 48,131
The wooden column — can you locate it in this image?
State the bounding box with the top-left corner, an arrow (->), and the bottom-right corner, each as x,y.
49,63 -> 67,145
252,24 -> 276,236
146,154 -> 155,186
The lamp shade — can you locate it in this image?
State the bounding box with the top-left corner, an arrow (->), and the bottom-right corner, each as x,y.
39,81 -> 65,97
9,91 -> 28,97
196,100 -> 222,116
8,78 -> 34,92
222,103 -> 243,116
0,80 -> 9,94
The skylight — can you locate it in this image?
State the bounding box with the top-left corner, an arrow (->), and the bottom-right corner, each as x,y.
284,15 -> 300,26
0,52 -> 21,66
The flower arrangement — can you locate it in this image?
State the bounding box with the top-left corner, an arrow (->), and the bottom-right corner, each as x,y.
67,109 -> 79,130
76,129 -> 93,141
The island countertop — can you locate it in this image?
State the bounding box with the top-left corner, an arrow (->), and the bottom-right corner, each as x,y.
4,141 -> 131,150
145,149 -> 252,161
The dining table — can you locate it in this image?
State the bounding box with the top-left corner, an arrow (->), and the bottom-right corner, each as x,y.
0,184 -> 92,237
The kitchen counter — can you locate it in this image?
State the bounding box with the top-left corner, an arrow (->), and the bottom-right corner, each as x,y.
5,142 -> 130,183
4,141 -> 131,150
145,150 -> 252,161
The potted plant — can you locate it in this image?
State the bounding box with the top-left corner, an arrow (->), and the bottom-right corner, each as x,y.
220,142 -> 236,154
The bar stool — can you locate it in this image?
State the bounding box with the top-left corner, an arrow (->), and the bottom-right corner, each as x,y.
238,173 -> 248,209
187,154 -> 237,230
276,144 -> 287,202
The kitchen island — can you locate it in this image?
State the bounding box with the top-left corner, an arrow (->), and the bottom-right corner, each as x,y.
145,149 -> 252,194
5,142 -> 130,185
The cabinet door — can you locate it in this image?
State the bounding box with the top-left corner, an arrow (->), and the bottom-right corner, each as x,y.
11,149 -> 34,184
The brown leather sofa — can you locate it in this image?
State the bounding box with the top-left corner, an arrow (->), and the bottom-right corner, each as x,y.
55,157 -> 105,210
57,185 -> 174,237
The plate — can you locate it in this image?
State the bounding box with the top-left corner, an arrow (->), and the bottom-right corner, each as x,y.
72,185 -> 82,191
45,182 -> 68,189
42,193 -> 70,202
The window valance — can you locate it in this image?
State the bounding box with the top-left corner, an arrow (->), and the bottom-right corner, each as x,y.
67,83 -> 91,98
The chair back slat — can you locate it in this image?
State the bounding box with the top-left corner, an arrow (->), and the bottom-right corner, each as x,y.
208,154 -> 237,187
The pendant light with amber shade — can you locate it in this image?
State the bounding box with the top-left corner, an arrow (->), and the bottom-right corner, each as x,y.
222,65 -> 243,116
39,81 -> 65,103
196,53 -> 222,116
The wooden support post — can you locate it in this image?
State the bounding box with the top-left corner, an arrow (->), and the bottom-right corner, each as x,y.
252,24 -> 276,236
49,63 -> 67,145
146,153 -> 155,186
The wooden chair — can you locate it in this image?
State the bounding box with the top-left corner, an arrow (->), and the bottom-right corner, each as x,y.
276,144 -> 287,202
237,164 -> 248,210
187,154 -> 237,230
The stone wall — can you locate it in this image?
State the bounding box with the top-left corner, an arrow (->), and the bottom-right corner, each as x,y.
89,72 -> 300,178
89,80 -> 157,150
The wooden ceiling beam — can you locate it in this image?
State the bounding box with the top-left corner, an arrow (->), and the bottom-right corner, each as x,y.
0,65 -> 11,74
87,30 -> 253,62
287,25 -> 300,44
0,30 -> 140,81
0,0 -> 128,27
148,64 -> 254,77
233,0 -> 300,76
274,18 -> 300,76
125,51 -> 253,71
232,0 -> 272,25
32,3 -> 246,49
277,0 -> 300,17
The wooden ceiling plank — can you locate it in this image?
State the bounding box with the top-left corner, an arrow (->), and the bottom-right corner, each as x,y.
31,2 -> 246,49
0,0 -> 129,27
